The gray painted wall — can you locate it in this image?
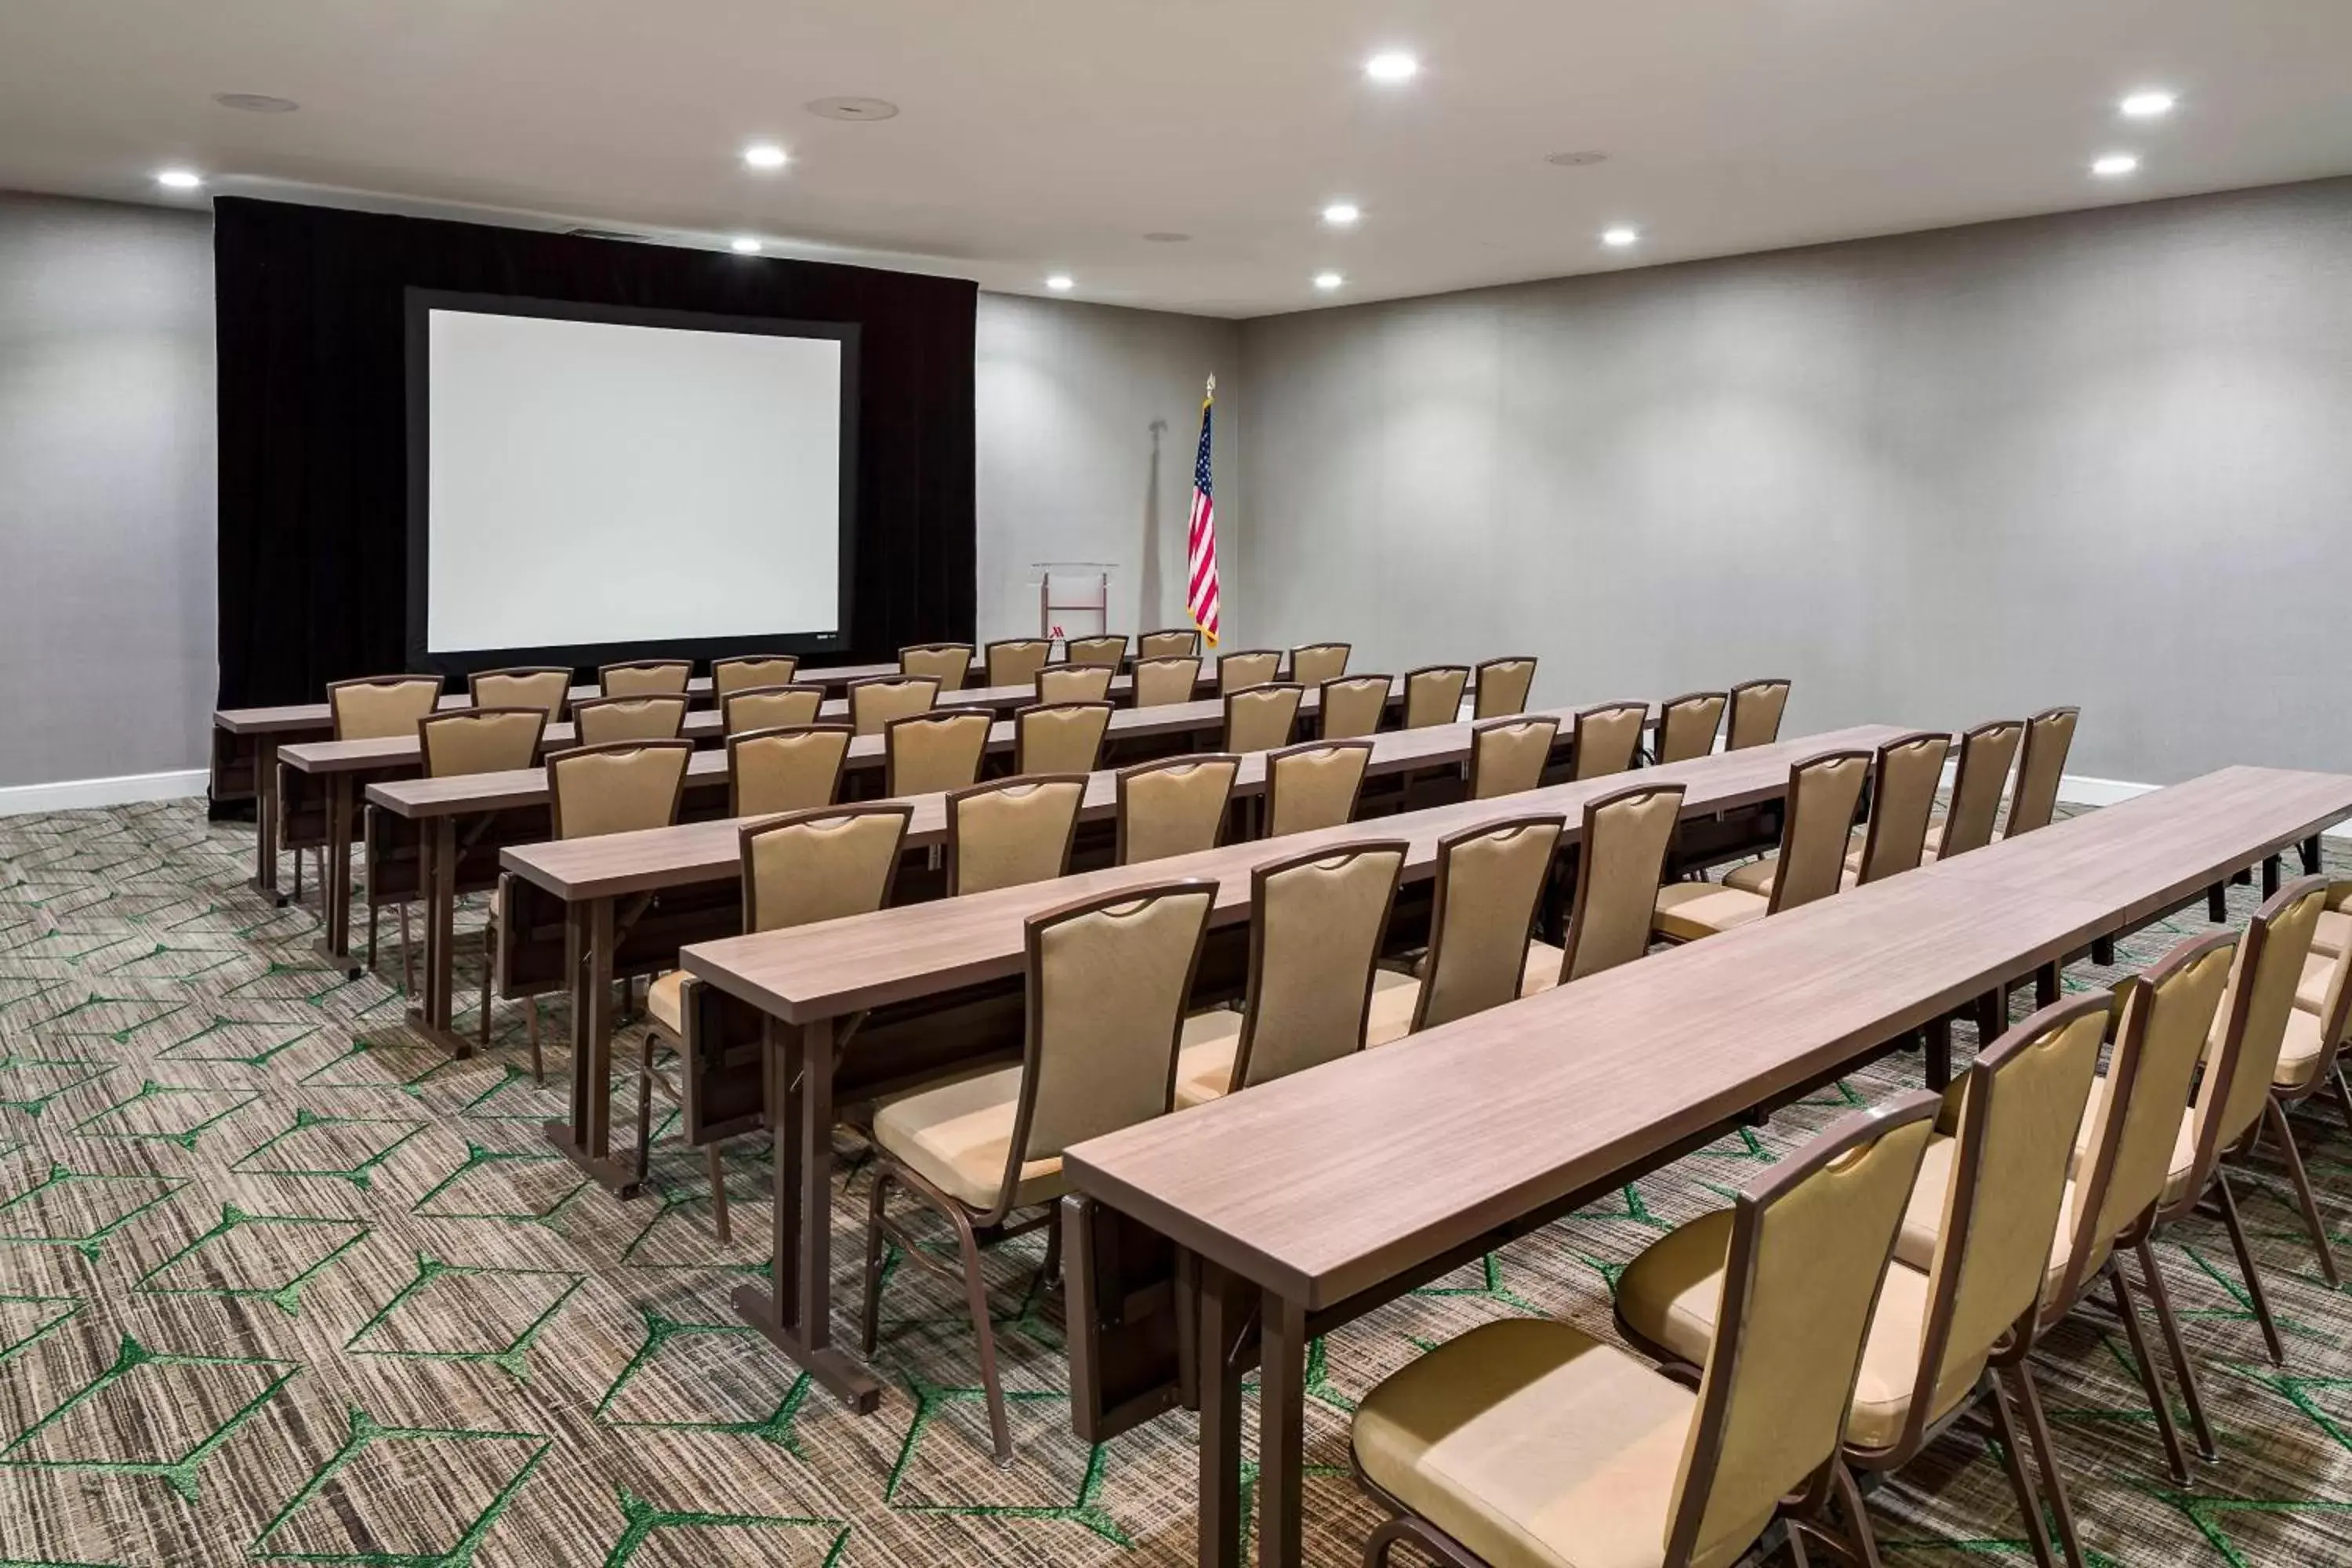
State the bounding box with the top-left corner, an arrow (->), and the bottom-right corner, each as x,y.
1236,177 -> 2352,785
0,191 -> 216,789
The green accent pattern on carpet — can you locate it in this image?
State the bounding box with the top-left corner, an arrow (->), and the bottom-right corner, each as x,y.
2,800 -> 2350,1564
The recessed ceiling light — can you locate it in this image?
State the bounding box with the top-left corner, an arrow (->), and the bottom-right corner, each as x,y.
1364,51 -> 1419,83
742,143 -> 789,170
1045,274 -> 1075,292
155,169 -> 204,191
1313,271 -> 1345,291
2091,153 -> 2140,177
806,96 -> 899,122
731,237 -> 764,254
1143,231 -> 1191,243
1602,226 -> 1639,247
1322,201 -> 1361,227
212,93 -> 298,114
2119,90 -> 2176,118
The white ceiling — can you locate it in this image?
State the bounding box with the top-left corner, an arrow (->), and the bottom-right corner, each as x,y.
5,0 -> 2352,318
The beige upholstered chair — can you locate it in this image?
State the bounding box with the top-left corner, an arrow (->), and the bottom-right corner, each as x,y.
2004,706 -> 2079,838
1616,994 -> 2109,1568
710,655 -> 800,699
469,666 -> 571,724
1318,674 -> 1393,741
984,638 -> 1054,690
1402,665 -> 1471,729
1739,731 -> 1946,897
1065,633 -> 1128,667
1132,655 -> 1203,708
1653,751 -> 1870,943
1654,691 -> 1728,766
1115,754 -> 1240,865
1034,662 -> 1116,704
1225,682 -> 1304,755
2270,882 -> 2352,1284
728,724 -> 851,818
641,803 -> 912,1241
1138,627 -> 1200,660
1468,716 -> 1559,800
572,694 -> 688,746
1014,701 -> 1112,775
1365,815 -> 1565,1046
376,706 -> 546,990
1288,642 -> 1352,688
1218,648 -> 1283,695
599,659 -> 691,698
1521,781 -> 1686,996
899,642 -> 975,691
946,775 -> 1088,895
720,684 -> 825,736
1471,655 -> 1537,720
860,879 -> 1218,1461
1265,739 -> 1373,837
1175,841 -> 1406,1107
1353,1093 -> 1940,1568
884,708 -> 993,797
848,674 -> 939,737
1570,701 -> 1648,781
1930,719 -> 2024,861
1725,677 -> 1791,750
328,674 -> 443,741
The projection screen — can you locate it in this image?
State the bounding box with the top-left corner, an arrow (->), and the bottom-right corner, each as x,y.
405,291 -> 857,672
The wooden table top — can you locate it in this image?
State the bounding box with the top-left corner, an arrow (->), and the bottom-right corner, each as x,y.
681,723 -> 1902,1028
1062,764 -> 2352,1310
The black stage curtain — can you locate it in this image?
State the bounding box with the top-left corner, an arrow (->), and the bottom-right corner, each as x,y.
213,197 -> 976,708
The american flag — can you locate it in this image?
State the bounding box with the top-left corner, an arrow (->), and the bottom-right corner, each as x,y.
1186,377 -> 1221,647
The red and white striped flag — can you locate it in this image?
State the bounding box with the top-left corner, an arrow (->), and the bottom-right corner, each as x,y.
1185,376 -> 1221,648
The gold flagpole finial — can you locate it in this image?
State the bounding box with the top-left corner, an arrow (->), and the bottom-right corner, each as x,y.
1204,373 -> 1216,400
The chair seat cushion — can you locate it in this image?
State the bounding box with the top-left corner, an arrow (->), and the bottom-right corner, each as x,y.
869,1063 -> 1063,1212
1352,1318 -> 1750,1568
2276,1004 -> 2332,1091
1894,1136 -> 2079,1300
2297,953 -> 2338,1015
2069,1077 -> 2200,1206
1521,940 -> 1566,997
2314,909 -> 2350,960
647,970 -> 686,1033
1722,855 -> 1780,896
1174,1010 -> 1244,1109
1650,882 -> 1768,943
1366,967 -> 1421,1046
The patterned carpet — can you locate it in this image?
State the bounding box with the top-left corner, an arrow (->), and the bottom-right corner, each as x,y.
2,799 -> 2350,1567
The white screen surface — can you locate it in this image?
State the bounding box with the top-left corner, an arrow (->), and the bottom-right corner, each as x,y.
425,307 -> 843,652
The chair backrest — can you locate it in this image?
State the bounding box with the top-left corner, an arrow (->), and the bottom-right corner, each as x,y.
328,675 -> 443,742
1661,1093 -> 1940,1568
2054,932 -> 2238,1314
1115,754 -> 1240,865
1225,683 -> 1305,755
1065,634 -> 1129,667
1402,665 -> 1471,729
1015,701 -> 1113,775
1318,675 -> 1392,741
740,802 -> 911,934
1230,841 -> 1408,1093
728,724 -> 852,818
2180,877 -> 2330,1196
572,694 -> 688,746
710,655 -> 800,699
1265,740 -> 1373,838
1936,720 -> 2025,858
1138,628 -> 1200,660
599,659 -> 691,698
1764,750 -> 1872,915
1414,815 -> 1566,1033
1218,648 -> 1284,695
985,638 -> 1055,689
1133,655 -> 1203,708
885,708 -> 994,797
1469,716 -> 1560,800
848,674 -> 939,737
898,642 -> 975,691
2287,882 -> 2352,1094
1288,643 -> 1352,689
1654,691 -> 1727,766
1725,678 -> 1791,750
419,707 -> 545,779
1556,781 -> 1685,984
947,775 -> 1089,895
1570,701 -> 1648,781
469,666 -> 570,724
722,684 -> 825,736
1896,994 -> 2109,1454
992,880 -> 1218,1218
1472,656 -> 1538,720
546,741 -> 694,840
1036,663 -> 1116,705
2005,706 -> 2079,838
1853,731 -> 1952,884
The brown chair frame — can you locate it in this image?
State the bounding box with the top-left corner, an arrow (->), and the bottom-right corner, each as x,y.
1653,691 -> 1728,766
1113,753 -> 1240,865
1470,655 -> 1538,720
1263,738 -> 1375,838
597,659 -> 692,698
1466,715 -> 1561,800
1013,700 -> 1115,776
1401,665 -> 1472,730
944,774 -> 1091,896
725,723 -> 853,818
1221,840 -> 1410,1094
1725,677 -> 1791,750
467,666 -> 572,723
571,692 -> 690,746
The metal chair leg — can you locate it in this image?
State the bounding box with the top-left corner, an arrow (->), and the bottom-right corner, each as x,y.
706,1142 -> 731,1246
2006,1362 -> 2085,1568
2134,1238 -> 2219,1461
2212,1169 -> 2288,1365
2332,1065 -> 2352,1135
633,1033 -> 655,1188
859,1169 -> 895,1356
1985,1374 -> 2060,1568
2265,1096 -> 2340,1285
1831,1458 -> 1884,1568
949,1204 -> 1015,1466
2111,1265 -> 2190,1483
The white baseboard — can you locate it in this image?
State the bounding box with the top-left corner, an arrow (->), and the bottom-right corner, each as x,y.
0,768 -> 209,818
